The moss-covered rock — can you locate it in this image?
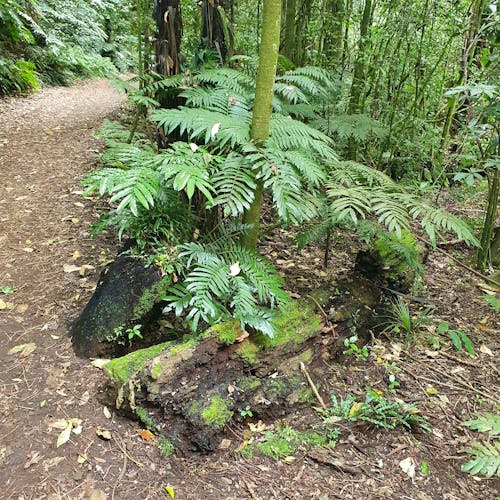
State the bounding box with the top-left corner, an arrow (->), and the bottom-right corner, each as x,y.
71,253 -> 171,358
202,319 -> 242,344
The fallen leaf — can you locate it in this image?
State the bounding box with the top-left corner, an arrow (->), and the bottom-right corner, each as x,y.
103,406 -> 112,419
88,489 -> 106,500
96,428 -> 111,440
71,250 -> 82,260
63,264 -> 80,273
79,391 -> 90,406
189,143 -> 198,152
164,485 -> 175,499
136,429 -> 155,441
22,247 -> 34,253
24,451 -> 42,469
8,342 -> 36,357
479,344 -> 493,356
16,304 -> 28,313
399,457 -> 416,478
0,299 -> 6,310
283,456 -> 296,463
56,422 -> 73,448
77,454 -> 87,464
426,386 -> 438,395
218,439 -> 232,450
229,262 -> 240,276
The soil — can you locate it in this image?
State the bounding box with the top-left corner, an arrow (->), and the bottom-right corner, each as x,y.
0,79 -> 499,499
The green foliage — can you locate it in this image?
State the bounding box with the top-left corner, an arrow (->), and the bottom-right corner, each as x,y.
461,441 -> 500,478
437,321 -> 476,357
343,335 -> 369,360
158,436 -> 175,457
134,406 -> 157,433
463,413 -> 500,437
483,295 -> 500,311
318,389 -> 431,432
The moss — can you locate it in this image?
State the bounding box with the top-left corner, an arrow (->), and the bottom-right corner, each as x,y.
104,341 -> 172,382
301,430 -> 327,447
186,400 -> 201,418
298,349 -> 313,363
169,336 -> 198,356
131,275 -> 171,321
150,362 -> 162,380
158,436 -> 175,457
254,301 -> 321,349
201,395 -> 234,428
264,377 -> 287,397
307,289 -> 331,307
258,427 -> 299,459
203,319 -> 242,344
236,340 -> 260,364
236,376 -> 261,392
289,386 -> 314,404
374,230 -> 420,276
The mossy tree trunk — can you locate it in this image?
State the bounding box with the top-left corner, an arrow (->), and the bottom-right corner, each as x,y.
241,0 -> 282,249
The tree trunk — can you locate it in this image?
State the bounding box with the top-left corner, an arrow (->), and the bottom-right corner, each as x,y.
282,0 -> 297,62
241,0 -> 282,249
200,0 -> 234,65
154,0 -> 182,77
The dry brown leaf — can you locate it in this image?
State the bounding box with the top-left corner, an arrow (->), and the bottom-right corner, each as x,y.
96,428 -> 111,440
8,342 -> 36,357
136,429 -> 155,441
16,304 -> 28,313
0,299 -> 6,310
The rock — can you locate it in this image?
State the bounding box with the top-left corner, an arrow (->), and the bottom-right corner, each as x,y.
70,253 -> 171,358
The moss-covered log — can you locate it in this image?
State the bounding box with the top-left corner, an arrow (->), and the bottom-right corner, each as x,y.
101,300 -> 328,452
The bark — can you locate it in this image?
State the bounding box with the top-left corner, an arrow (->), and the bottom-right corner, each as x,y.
200,0 -> 234,65
154,0 -> 182,77
282,0 -> 297,62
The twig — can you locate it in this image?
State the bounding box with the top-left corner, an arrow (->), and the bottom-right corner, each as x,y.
438,350 -> 478,367
306,294 -> 329,321
111,440 -> 127,500
113,433 -> 144,468
242,479 -> 259,500
300,362 -> 326,408
415,234 -> 499,287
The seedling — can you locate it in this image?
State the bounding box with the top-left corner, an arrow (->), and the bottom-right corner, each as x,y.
240,405 -> 253,418
1,286 -> 15,294
437,321 -> 476,357
343,335 -> 369,360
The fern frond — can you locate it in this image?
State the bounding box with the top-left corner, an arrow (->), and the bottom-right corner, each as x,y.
151,107 -> 251,148
209,154 -> 256,216
85,167 -> 161,216
193,67 -> 254,94
461,441 -> 500,478
315,114 -> 387,141
328,161 -> 395,188
273,82 -> 309,104
157,142 -> 217,201
327,186 -> 372,223
180,86 -> 251,115
269,114 -> 336,158
463,413 -> 500,437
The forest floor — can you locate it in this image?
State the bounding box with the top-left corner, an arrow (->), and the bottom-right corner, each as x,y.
0,79 -> 499,500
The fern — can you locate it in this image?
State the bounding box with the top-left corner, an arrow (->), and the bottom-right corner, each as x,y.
463,413 -> 500,437
461,441 -> 500,478
164,236 -> 288,335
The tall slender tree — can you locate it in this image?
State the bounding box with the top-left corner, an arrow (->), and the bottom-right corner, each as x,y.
241,0 -> 282,249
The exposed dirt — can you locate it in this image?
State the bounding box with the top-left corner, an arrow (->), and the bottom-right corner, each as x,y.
0,80 -> 499,499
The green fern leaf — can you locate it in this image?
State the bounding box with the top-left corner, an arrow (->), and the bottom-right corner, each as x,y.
463,413 -> 500,436
461,441 -> 500,478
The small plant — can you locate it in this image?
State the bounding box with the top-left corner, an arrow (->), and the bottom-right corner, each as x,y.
240,405 -> 253,418
460,413 -> 500,477
437,321 -> 476,357
126,324 -> 143,341
343,335 -> 369,360
158,436 -> 175,457
105,324 -> 143,344
380,298 -> 432,343
318,389 -> 430,433
0,286 -> 15,294
384,362 -> 401,393
483,294 -> 500,311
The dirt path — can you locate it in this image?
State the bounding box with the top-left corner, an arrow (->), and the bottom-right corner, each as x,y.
0,80 -> 138,498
